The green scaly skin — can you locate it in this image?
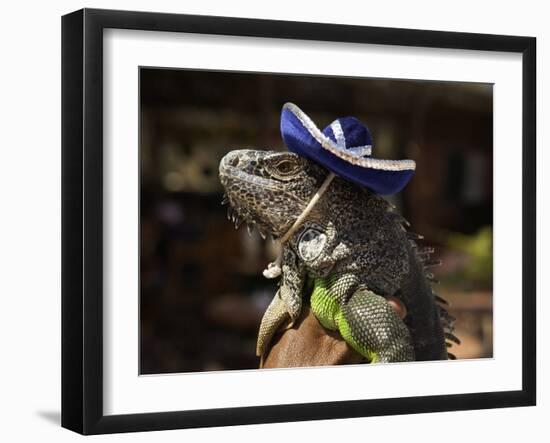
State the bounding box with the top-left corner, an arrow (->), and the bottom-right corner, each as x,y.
310,275 -> 414,362
310,275 -> 377,361
219,149 -> 457,363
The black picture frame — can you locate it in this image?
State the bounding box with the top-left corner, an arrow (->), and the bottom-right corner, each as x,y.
62,8 -> 536,435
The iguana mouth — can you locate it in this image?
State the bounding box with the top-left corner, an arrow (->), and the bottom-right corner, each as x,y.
220,160 -> 281,192
219,154 -> 308,197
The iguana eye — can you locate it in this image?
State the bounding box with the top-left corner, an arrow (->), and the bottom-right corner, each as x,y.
274,159 -> 297,175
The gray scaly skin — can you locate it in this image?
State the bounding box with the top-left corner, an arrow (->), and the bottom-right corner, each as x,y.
219,149 -> 458,363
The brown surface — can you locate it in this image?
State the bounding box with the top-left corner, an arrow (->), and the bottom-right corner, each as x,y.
260,306 -> 364,368
260,297 -> 407,369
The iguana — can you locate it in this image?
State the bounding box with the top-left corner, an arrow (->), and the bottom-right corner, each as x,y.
219,148 -> 457,364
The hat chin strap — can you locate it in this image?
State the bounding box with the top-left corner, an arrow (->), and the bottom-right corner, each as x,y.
262,172 -> 336,279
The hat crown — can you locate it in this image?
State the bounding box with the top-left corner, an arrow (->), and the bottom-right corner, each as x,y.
322,117 -> 373,158
279,103 -> 415,195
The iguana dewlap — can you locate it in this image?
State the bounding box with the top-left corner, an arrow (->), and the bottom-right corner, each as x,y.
219,149 -> 456,363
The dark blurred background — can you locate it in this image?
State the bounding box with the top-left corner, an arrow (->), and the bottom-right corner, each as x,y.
140,68 -> 493,374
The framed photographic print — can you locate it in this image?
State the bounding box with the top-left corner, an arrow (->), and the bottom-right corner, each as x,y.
61,8 -> 536,435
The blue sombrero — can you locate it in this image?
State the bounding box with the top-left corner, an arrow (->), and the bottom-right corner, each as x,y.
280,102 -> 415,195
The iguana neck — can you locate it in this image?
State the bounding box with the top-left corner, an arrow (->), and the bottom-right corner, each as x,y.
288,176 -> 393,276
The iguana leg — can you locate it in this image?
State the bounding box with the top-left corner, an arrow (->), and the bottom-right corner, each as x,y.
337,289 -> 415,363
256,286 -> 290,357
256,248 -> 306,357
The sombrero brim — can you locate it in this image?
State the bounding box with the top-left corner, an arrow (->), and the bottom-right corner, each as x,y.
280,103 -> 415,195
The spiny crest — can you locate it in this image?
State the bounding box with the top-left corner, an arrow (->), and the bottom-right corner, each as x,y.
388,209 -> 459,360
221,192 -> 271,240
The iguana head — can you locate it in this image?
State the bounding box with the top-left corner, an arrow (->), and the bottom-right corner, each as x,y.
219,149 -> 328,238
